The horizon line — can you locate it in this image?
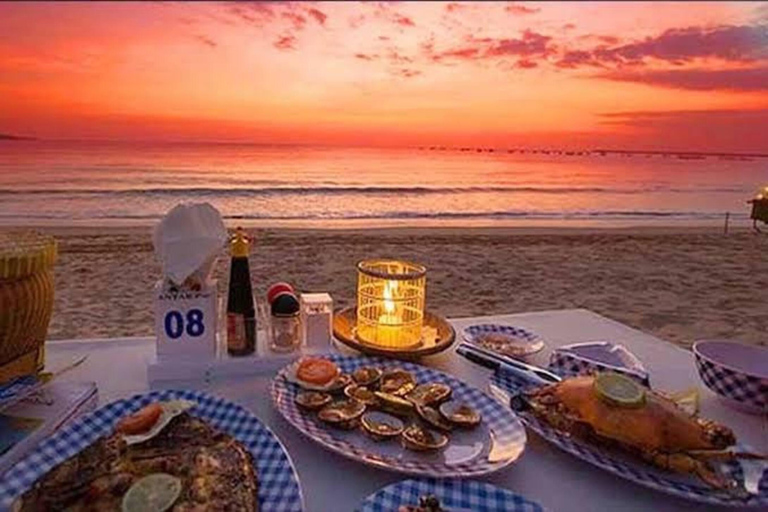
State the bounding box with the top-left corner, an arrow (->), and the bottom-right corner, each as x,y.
2,133 -> 768,158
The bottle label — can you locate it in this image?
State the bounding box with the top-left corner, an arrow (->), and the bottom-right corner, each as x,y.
227,313 -> 246,350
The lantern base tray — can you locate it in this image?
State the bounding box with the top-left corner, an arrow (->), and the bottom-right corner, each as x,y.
332,306 -> 456,360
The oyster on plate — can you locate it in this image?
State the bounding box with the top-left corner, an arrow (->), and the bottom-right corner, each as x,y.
317,399 -> 366,430
374,392 -> 415,417
379,369 -> 417,396
352,367 -> 383,387
406,383 -> 452,407
325,374 -> 354,394
360,411 -> 405,441
344,384 -> 380,407
295,391 -> 332,411
439,401 -> 482,428
415,405 -> 454,432
401,424 -> 449,452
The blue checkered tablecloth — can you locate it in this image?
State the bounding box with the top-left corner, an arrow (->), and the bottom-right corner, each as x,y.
491,369 -> 768,508
272,354 -> 527,478
357,478 -> 545,512
0,389 -> 303,511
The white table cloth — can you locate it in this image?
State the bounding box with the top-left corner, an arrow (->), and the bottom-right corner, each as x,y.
43,308 -> 767,512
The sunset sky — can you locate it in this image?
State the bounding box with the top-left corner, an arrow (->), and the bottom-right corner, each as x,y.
1,1 -> 767,152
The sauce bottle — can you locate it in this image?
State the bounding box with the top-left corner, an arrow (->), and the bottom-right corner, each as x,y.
226,228 -> 256,356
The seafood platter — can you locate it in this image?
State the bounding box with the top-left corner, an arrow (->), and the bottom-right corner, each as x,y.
0,389 -> 303,512
357,478 -> 545,512
491,368 -> 768,507
271,355 -> 527,477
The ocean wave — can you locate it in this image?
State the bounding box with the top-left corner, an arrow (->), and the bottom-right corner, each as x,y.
0,185 -> 750,196
0,210 -> 747,221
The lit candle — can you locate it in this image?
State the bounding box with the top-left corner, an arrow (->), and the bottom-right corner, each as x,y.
377,280 -> 401,346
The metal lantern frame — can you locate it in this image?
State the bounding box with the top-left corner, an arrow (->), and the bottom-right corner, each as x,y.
356,259 -> 426,349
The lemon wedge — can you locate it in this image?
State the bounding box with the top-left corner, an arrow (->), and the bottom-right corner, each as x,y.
594,372 -> 646,408
122,473 -> 182,512
669,388 -> 700,416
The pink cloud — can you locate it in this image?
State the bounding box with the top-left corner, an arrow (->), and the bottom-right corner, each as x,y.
598,66 -> 768,91
557,24 -> 768,74
427,30 -> 554,63
194,35 -> 217,48
392,13 -> 415,27
227,3 -> 275,26
281,12 -> 306,30
306,8 -> 327,26
505,3 -> 540,16
273,34 -> 297,51
355,53 -> 377,61
445,3 -> 472,13
395,68 -> 421,78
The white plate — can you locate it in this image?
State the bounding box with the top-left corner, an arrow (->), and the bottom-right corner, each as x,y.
0,389 -> 304,511
271,354 -> 526,477
463,324 -> 545,358
357,478 -> 546,512
490,370 -> 768,508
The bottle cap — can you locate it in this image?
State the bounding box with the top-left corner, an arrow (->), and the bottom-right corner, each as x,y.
230,228 -> 250,258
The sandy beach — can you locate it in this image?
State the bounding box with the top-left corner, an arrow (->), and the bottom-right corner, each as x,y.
4,225 -> 764,350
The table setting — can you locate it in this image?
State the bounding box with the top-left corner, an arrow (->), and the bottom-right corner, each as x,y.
0,204 -> 766,512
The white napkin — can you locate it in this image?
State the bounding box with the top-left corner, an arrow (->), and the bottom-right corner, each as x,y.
153,203 -> 227,286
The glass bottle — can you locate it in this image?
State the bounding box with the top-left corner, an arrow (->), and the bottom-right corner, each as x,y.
226,228 -> 256,356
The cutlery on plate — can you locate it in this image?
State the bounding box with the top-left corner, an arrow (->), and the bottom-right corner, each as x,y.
456,342 -> 561,385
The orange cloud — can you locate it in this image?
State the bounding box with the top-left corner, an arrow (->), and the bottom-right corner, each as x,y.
0,1 -> 766,152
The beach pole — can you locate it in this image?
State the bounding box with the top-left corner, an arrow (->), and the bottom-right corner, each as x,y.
724,212 -> 730,234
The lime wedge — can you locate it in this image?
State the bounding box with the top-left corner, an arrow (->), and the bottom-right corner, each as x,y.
669,388 -> 700,416
122,473 -> 182,512
594,372 -> 645,408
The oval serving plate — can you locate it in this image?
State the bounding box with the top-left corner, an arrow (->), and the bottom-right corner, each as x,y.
357,478 -> 546,512
272,354 -> 526,478
490,371 -> 768,508
463,324 -> 545,358
0,389 -> 304,512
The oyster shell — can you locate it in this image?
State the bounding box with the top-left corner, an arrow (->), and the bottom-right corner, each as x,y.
325,374 -> 354,394
379,369 -> 417,396
123,400 -> 196,446
318,399 -> 366,430
374,391 -> 415,417
401,424 -> 449,452
295,391 -> 332,411
439,401 -> 482,428
352,367 -> 383,387
360,411 -> 404,441
406,383 -> 452,407
415,405 -> 453,432
344,384 -> 380,407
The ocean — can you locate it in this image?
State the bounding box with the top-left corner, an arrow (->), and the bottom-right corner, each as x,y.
1,140 -> 765,228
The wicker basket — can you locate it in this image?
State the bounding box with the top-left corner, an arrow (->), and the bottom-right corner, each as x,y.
0,232 -> 57,382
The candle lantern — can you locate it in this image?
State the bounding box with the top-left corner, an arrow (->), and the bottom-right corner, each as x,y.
356,259 -> 426,349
